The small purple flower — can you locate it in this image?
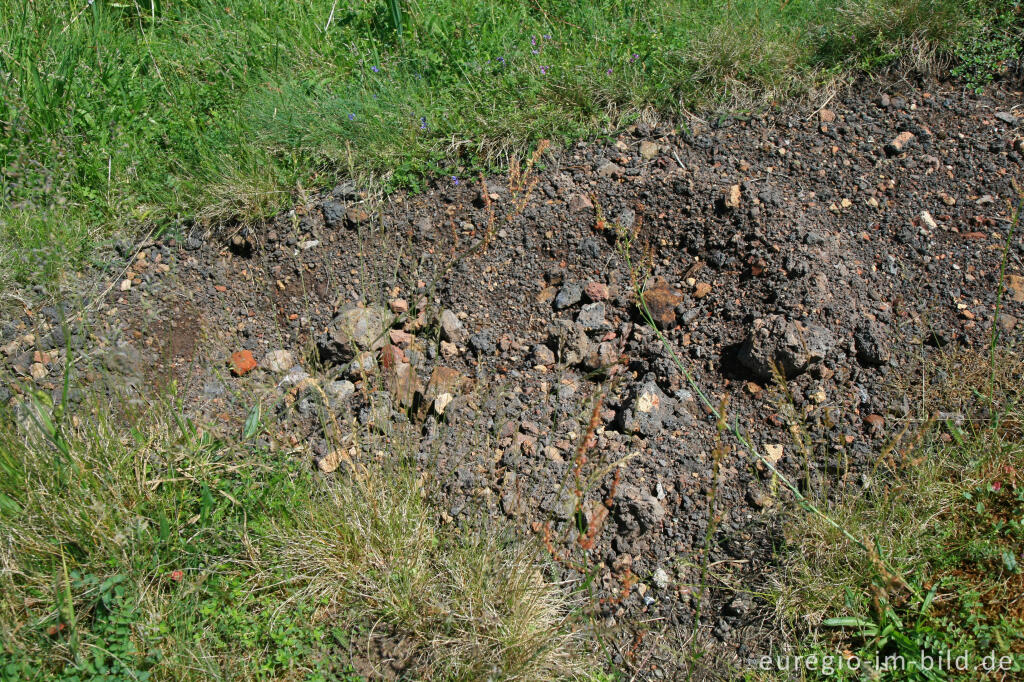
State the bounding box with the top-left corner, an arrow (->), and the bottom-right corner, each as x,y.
630,53 -> 640,63
420,117 -> 427,130
543,34 -> 551,40
371,65 -> 379,73
540,66 -> 547,75
497,56 -> 505,63
532,49 -> 539,55
607,68 -> 612,75
530,36 -> 536,46
451,176 -> 458,185
348,113 -> 355,121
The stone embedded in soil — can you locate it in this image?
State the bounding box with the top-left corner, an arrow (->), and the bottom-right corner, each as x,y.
652,567 -> 671,590
995,111 -> 1018,125
346,350 -> 378,379
758,443 -> 785,474
345,205 -> 370,227
885,131 -> 916,156
576,302 -> 610,331
639,141 -> 660,160
864,414 -> 885,434
384,360 -> 420,408
359,391 -> 395,434
568,193 -> 594,212
919,210 -> 938,231
553,282 -> 583,310
619,381 -> 674,437
379,343 -> 407,369
854,320 -> 890,366
321,200 -> 345,227
532,344 -> 555,366
584,281 -> 610,302
468,331 -> 495,355
546,319 -> 592,366
1007,274 -> 1024,303
261,349 -> 294,373
722,184 -> 741,210
693,282 -> 712,299
319,305 -> 388,361
738,315 -> 834,380
439,340 -> 459,358
583,341 -> 620,371
597,161 -> 624,178
746,483 -> 774,510
229,350 -> 257,376
389,298 -> 409,314
439,309 -> 466,343
317,449 -> 347,473
325,379 -> 355,403
641,277 -> 684,329
422,366 -> 467,416
615,484 -> 666,537
279,366 -> 311,388
818,108 -> 836,123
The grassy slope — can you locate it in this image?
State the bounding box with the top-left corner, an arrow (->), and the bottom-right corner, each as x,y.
3,1 -> 1024,679
776,348 -> 1024,680
2,0 -> 1020,289
0,393 -> 589,680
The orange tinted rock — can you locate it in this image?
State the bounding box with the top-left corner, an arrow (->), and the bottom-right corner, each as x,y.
641,277 -> 684,329
864,414 -> 885,434
230,350 -> 257,376
1006,274 -> 1024,302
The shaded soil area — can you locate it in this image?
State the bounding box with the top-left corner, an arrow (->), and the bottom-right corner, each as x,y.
3,74 -> 1024,679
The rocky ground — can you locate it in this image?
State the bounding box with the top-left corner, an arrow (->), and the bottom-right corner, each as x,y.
3,73 -> 1024,679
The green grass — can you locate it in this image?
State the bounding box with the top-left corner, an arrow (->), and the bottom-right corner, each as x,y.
775,348 -> 1024,680
0,387 -> 591,680
2,0 -> 1020,291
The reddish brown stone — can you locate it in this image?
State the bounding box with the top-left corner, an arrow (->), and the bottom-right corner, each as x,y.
640,277 -> 684,329
584,281 -> 610,302
379,344 -> 407,369
388,329 -> 414,347
230,350 -> 257,376
1007,274 -> 1024,303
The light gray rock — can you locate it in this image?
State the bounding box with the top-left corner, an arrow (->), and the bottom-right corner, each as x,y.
440,309 -> 466,344
576,302 -> 610,331
619,381 -> 674,437
261,349 -> 295,373
319,306 -> 388,361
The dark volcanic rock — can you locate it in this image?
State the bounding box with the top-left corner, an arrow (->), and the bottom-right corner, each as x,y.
854,320 -> 890,366
738,315 -> 834,380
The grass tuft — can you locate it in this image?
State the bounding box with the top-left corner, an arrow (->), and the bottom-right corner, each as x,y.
775,347 -> 1024,680
0,390 -> 590,680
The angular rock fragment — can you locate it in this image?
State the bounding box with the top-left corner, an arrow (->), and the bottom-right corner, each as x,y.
319,306 -> 389,362
546,319 -> 592,366
738,315 -> 833,380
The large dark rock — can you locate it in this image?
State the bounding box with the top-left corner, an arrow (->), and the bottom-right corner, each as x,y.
738,315 -> 834,380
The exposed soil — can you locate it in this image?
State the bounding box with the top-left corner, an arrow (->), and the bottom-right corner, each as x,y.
3,73 -> 1024,679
